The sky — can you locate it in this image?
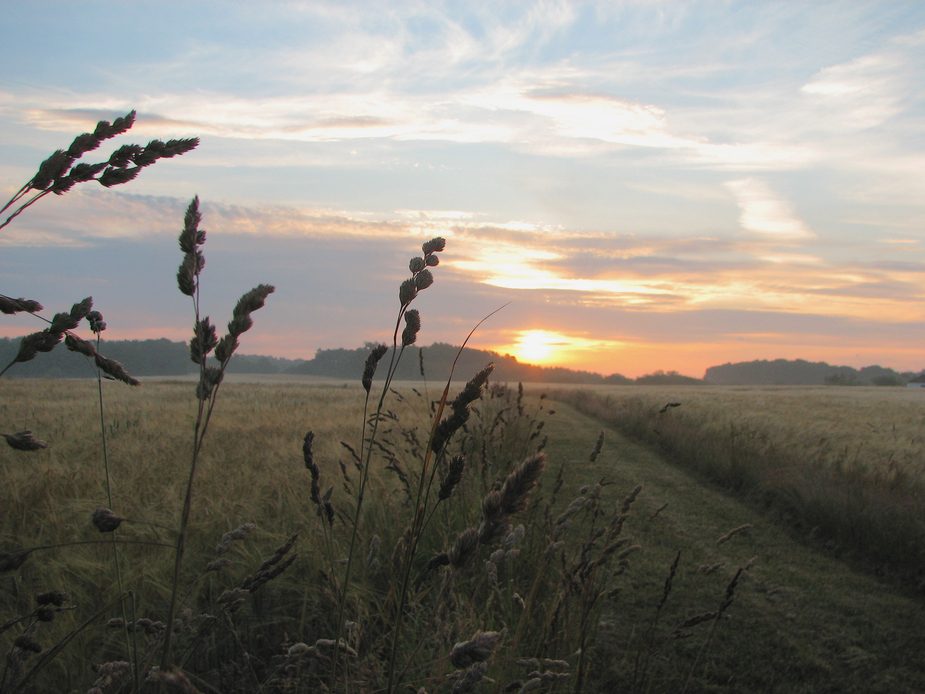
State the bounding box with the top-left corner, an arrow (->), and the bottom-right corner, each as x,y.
1,1 -> 924,379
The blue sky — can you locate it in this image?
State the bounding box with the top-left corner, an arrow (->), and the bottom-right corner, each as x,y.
1,1 -> 924,377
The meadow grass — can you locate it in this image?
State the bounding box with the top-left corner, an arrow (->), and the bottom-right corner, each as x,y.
5,381 -> 925,692
0,377 -> 638,692
553,385 -> 925,590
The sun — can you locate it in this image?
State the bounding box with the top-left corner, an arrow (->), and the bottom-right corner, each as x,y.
510,330 -> 566,365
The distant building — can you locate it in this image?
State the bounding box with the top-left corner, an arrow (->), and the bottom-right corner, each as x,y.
907,374 -> 925,388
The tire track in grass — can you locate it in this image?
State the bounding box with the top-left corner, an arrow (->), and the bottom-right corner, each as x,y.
540,397 -> 925,694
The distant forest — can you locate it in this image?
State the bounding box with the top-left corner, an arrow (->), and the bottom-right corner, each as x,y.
0,337 -> 920,386
0,337 -> 630,384
703,359 -> 922,386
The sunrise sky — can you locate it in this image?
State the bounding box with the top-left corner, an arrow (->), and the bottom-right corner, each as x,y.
2,1 -> 924,378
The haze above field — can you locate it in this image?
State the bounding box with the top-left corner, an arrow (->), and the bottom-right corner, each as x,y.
1,2 -> 924,378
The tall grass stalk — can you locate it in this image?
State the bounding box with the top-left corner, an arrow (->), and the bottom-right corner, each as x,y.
88,316 -> 141,689
160,197 -> 274,673
385,306 -> 506,694
328,240 -> 447,693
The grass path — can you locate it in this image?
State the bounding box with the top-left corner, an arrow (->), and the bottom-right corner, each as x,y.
540,398 -> 925,693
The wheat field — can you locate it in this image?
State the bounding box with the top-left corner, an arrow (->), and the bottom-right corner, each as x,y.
555,384 -> 925,588
4,379 -> 925,692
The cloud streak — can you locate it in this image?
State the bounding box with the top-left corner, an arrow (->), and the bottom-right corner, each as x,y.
724,178 -> 815,240
6,191 -> 920,326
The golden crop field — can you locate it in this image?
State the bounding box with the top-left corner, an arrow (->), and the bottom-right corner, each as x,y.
554,384 -> 925,589
4,377 -> 925,693
559,384 -> 925,479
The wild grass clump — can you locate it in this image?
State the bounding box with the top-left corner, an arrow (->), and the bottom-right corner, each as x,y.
555,387 -> 925,590
0,113 -> 753,693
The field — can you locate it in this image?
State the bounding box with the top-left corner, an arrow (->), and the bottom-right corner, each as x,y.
555,384 -> 925,481
2,378 -> 925,693
555,384 -> 925,586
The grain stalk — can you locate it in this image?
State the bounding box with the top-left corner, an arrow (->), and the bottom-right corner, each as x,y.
159,197 -> 274,673
329,238 -> 446,692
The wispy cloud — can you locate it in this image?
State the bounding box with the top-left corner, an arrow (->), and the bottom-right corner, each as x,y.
724,178 -> 814,240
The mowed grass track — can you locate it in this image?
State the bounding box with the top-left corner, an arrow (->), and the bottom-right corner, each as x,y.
555,385 -> 925,594
538,394 -> 925,693
1,379 -> 924,692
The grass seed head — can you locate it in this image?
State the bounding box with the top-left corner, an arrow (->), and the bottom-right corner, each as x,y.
216,523 -> 257,554
719,567 -> 744,614
213,334 -> 237,363
206,558 -> 233,573
452,662 -> 488,694
87,310 -> 106,333
428,552 -> 451,571
92,508 -> 124,533
99,165 -> 141,188
35,605 -> 58,622
13,634 -> 42,653
35,590 -> 69,607
190,318 -> 218,365
503,524 -> 525,548
231,284 -> 275,322
617,544 -> 642,561
155,668 -> 202,694
0,297 -> 43,315
31,149 -> 71,190
499,453 -> 546,516
180,196 -> 203,251
362,343 -> 389,393
716,523 -> 752,546
108,144 -> 142,169
402,308 -> 422,346
65,334 -> 96,358
93,353 -> 140,386
3,430 -> 49,451
0,549 -> 33,573
69,296 -> 93,321
87,661 -> 131,694
414,268 -> 434,290
589,430 -> 605,462
479,491 -> 508,545
367,535 -> 381,573
399,278 -> 418,306
449,528 -> 480,569
439,455 -> 466,500
15,330 -> 62,365
432,364 -> 495,452
422,237 -> 446,255
303,430 -> 315,469
620,484 -> 643,513
287,642 -> 312,658
450,631 -> 503,668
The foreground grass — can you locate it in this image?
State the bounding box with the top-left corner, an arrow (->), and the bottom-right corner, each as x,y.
4,379 -> 924,691
1,379 -> 354,690
1,377 -> 631,691
538,395 -> 925,693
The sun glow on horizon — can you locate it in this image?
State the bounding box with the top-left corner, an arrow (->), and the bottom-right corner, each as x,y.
502,330 -> 635,370
509,330 -> 568,365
